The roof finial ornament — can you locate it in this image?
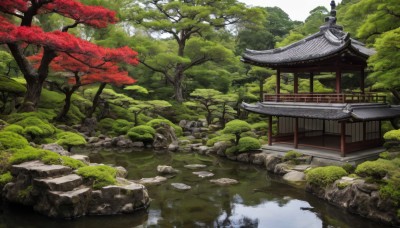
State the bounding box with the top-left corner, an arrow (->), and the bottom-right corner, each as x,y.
320,0 -> 343,31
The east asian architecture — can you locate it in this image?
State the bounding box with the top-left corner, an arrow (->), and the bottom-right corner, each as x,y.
241,0 -> 400,157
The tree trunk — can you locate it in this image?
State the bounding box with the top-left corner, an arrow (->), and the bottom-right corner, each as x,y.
235,134 -> 240,145
390,89 -> 400,103
55,90 -> 73,122
87,82 -> 107,118
173,71 -> 185,102
20,79 -> 44,112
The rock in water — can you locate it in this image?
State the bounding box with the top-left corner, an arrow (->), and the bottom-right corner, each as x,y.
171,183 -> 191,190
184,164 -> 207,169
157,165 -> 179,174
210,178 -> 239,185
193,171 -> 214,178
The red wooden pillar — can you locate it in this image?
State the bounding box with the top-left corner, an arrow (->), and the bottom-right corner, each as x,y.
309,72 -> 314,94
294,73 -> 299,95
276,69 -> 281,101
340,121 -> 346,157
294,117 -> 299,149
363,122 -> 366,141
336,69 -> 342,94
268,116 -> 273,146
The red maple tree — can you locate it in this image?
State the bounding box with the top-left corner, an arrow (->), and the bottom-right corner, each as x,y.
0,0 -> 139,111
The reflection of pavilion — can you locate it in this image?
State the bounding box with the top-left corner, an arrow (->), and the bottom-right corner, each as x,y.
241,1 -> 400,157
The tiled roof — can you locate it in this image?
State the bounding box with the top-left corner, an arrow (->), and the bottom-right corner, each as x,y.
241,102 -> 400,121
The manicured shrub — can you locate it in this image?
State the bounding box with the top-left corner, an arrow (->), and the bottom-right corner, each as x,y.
146,118 -> 183,136
15,116 -> 55,139
223,120 -> 251,145
2,124 -> 24,134
237,137 -> 261,152
0,172 -> 13,186
355,159 -> 396,179
56,132 -> 87,151
240,131 -> 257,138
76,165 -> 117,189
206,134 -> 235,146
97,118 -> 114,133
0,131 -> 29,149
127,125 -> 156,143
384,129 -> 400,141
306,166 -> 348,187
112,119 -> 132,135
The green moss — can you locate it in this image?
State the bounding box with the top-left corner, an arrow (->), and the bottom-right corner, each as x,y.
0,172 -> 12,186
355,159 -> 396,179
109,104 -> 134,122
206,134 -> 235,146
0,152 -> 11,173
60,156 -> 86,169
146,118 -> 183,137
56,131 -> 86,150
380,171 -> 400,205
38,89 -> 64,109
15,116 -> 55,139
2,124 -> 24,134
0,131 -> 29,149
283,151 -> 302,160
0,76 -> 26,94
127,125 -> 156,143
97,118 -> 115,134
341,163 -> 355,174
384,129 -> 400,141
237,137 -> 261,153
337,181 -> 351,189
112,119 -> 132,135
76,165 -> 117,189
306,166 -> 348,187
18,185 -> 33,200
9,147 -> 57,164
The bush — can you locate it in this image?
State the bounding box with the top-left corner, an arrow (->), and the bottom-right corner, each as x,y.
355,159 -> 396,179
15,116 -> 55,139
127,125 -> 156,143
56,131 -> 87,151
341,163 -> 355,174
384,129 -> 400,141
2,124 -> 24,134
146,118 -> 183,137
0,131 -> 29,149
0,172 -> 12,186
237,137 -> 261,152
283,150 -> 302,161
76,165 -> 117,189
112,119 -> 132,135
306,166 -> 348,187
97,118 -> 114,133
380,171 -> 400,205
223,120 -> 251,144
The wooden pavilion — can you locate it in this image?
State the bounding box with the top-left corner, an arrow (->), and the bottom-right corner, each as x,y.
241,0 -> 400,157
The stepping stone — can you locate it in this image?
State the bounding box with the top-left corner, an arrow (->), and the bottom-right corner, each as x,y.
193,171 -> 214,178
34,174 -> 83,191
283,171 -> 305,182
137,176 -> 167,185
171,183 -> 191,190
292,165 -> 311,172
184,164 -> 207,169
157,165 -> 179,174
210,178 -> 239,185
11,160 -> 72,177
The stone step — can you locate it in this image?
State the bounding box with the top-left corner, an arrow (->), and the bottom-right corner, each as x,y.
34,174 -> 83,192
11,160 -> 72,178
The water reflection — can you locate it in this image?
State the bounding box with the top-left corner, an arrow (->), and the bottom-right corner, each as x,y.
0,149 -> 392,228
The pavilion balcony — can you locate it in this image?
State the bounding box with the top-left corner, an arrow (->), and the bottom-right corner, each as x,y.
264,93 -> 386,104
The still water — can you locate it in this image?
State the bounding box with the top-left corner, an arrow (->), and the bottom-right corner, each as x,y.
0,149 -> 391,228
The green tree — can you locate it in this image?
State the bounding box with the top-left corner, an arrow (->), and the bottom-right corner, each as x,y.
222,119 -> 251,145
126,0 -> 262,102
187,89 -> 222,126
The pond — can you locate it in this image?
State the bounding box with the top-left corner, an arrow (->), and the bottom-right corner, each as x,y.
0,149 -> 391,228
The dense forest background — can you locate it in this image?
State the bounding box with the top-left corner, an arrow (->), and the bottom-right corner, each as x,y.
0,0 -> 398,127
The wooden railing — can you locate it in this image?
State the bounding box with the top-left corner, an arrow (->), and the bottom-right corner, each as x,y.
264,93 -> 386,103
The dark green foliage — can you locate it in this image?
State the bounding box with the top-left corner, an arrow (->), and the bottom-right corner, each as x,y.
341,163 -> 355,174
0,172 -> 12,186
223,120 -> 251,145
146,118 -> 183,137
0,131 -> 29,149
127,125 -> 156,143
237,137 -> 261,153
112,119 -> 132,135
109,104 -> 135,122
56,132 -> 86,151
355,159 -> 396,179
380,171 -> 400,205
76,165 -> 117,189
0,77 -> 26,94
15,116 -> 55,139
306,166 -> 348,187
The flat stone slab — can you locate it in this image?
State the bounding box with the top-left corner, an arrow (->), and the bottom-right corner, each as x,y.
34,174 -> 82,191
193,171 -> 214,178
210,178 -> 239,185
184,164 -> 207,169
292,165 -> 311,172
137,176 -> 167,185
171,183 -> 191,190
49,187 -> 91,198
283,171 -> 305,182
69,155 -> 90,164
11,160 -> 72,177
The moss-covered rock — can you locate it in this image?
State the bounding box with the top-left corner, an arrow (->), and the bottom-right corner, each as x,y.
2,124 -> 24,134
56,132 -> 87,151
237,137 -> 261,152
112,119 -> 132,135
0,131 -> 29,149
0,77 -> 26,95
355,159 -> 396,179
306,166 -> 348,187
0,172 -> 12,187
14,116 -> 55,140
206,134 -> 235,146
127,125 -> 156,143
76,165 -> 117,189
97,118 -> 114,134
146,118 -> 182,137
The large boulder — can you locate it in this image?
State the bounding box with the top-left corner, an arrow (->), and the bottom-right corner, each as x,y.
209,141 -> 230,156
41,143 -> 70,156
283,171 -> 305,182
153,123 -> 178,149
265,154 -> 282,172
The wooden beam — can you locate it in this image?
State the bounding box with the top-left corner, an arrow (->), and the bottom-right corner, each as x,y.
294,117 -> 299,149
310,72 -> 314,94
363,122 -> 366,141
268,116 -> 273,146
340,121 -> 346,157
294,73 -> 298,94
360,67 -> 365,94
276,69 -> 281,101
336,69 -> 342,94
